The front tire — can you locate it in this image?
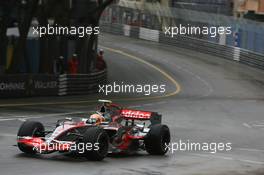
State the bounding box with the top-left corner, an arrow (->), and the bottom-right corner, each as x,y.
81,127 -> 109,161
144,124 -> 170,155
17,121 -> 45,154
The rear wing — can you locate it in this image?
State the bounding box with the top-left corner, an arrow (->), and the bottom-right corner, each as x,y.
120,109 -> 161,124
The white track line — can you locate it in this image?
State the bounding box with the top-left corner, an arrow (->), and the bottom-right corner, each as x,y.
0,111 -> 86,122
143,103 -> 154,106
237,148 -> 264,153
243,123 -> 252,128
252,124 -> 264,127
239,159 -> 264,165
190,153 -> 233,161
189,153 -> 264,165
172,64 -> 214,98
0,133 -> 16,137
128,105 -> 142,108
156,101 -> 167,104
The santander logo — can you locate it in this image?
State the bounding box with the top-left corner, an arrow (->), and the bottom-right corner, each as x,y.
121,109 -> 151,119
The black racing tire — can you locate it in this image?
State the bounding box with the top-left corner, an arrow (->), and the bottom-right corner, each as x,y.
17,121 -> 45,154
144,124 -> 170,155
81,127 -> 109,161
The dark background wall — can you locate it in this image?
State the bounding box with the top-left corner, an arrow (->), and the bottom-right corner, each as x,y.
170,0 -> 234,15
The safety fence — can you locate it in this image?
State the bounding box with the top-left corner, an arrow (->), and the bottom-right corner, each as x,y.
100,22 -> 264,70
0,69 -> 107,98
101,5 -> 264,54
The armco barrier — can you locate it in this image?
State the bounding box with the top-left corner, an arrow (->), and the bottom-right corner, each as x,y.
0,75 -> 29,98
100,22 -> 264,70
139,27 -> 159,42
58,70 -> 107,96
0,69 -> 107,98
31,75 -> 58,96
0,74 -> 58,97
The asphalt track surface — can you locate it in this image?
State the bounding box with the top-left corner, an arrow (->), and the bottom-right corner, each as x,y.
0,33 -> 264,175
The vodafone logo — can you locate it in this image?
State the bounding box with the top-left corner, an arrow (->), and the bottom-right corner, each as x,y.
121,109 -> 151,119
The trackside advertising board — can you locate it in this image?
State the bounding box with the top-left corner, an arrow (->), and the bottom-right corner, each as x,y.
0,75 -> 58,98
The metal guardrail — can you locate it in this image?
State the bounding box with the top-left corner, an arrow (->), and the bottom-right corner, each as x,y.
58,70 -> 107,96
100,22 -> 264,70
0,74 -> 57,98
0,69 -> 107,98
102,5 -> 264,54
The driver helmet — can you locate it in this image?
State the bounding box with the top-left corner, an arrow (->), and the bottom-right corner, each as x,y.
90,114 -> 105,125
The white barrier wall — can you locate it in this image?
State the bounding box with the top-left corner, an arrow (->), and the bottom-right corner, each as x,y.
233,47 -> 241,61
123,25 -> 131,36
219,33 -> 227,46
101,22 -> 264,70
139,27 -> 159,42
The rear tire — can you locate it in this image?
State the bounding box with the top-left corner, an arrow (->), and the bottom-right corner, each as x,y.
81,127 -> 109,161
17,121 -> 45,154
144,124 -> 170,155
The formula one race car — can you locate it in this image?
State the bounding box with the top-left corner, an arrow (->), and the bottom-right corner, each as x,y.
17,100 -> 170,161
